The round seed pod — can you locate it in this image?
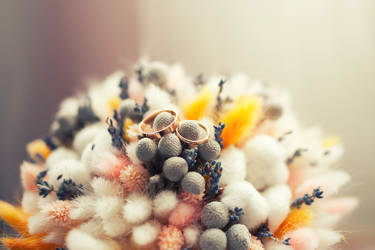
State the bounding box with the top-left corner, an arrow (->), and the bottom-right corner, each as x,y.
136,138 -> 157,162
181,171 -> 205,195
201,201 -> 229,229
118,99 -> 140,120
198,139 -> 221,161
226,224 -> 251,250
163,157 -> 188,182
143,62 -> 168,87
153,112 -> 175,131
158,134 -> 182,158
264,103 -> 283,120
178,120 -> 200,141
199,228 -> 227,250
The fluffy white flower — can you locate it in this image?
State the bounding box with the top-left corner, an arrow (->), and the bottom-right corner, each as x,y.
21,191 -> 39,214
66,228 -> 121,250
244,135 -> 288,190
221,181 -> 269,229
123,193 -> 152,224
183,224 -> 201,248
73,123 -> 105,155
153,190 -> 179,221
262,185 -> 292,232
46,148 -> 78,168
219,146 -> 246,185
131,220 -> 161,247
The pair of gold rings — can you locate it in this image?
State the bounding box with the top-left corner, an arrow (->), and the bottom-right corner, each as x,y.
139,109 -> 209,147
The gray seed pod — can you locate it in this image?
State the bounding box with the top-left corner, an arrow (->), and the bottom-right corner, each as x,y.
199,229 -> 227,250
178,120 -> 200,141
226,224 -> 251,250
201,201 -> 229,229
265,103 -> 283,120
119,99 -> 138,120
136,138 -> 157,162
163,157 -> 188,182
198,139 -> 221,161
158,134 -> 182,158
153,112 -> 174,131
143,62 -> 168,87
181,171 -> 205,194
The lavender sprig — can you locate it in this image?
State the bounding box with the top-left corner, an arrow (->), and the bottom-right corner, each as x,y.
119,76 -> 129,100
203,161 -> 223,196
255,225 -> 291,246
214,122 -> 225,148
291,187 -> 324,209
182,148 -> 198,170
229,207 -> 244,221
56,178 -> 84,200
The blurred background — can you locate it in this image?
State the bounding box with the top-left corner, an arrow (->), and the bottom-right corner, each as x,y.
0,0 -> 374,249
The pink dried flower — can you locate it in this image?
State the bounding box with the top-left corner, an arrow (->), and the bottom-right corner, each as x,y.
43,200 -> 77,228
179,190 -> 204,207
20,161 -> 44,192
169,202 -> 200,229
157,225 -> 184,250
119,164 -> 149,194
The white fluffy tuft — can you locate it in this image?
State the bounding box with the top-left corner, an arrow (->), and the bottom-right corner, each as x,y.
315,229 -> 342,249
221,181 -> 269,229
295,170 -> 350,198
21,191 -> 40,214
144,84 -> 178,112
66,228 -> 121,250
43,229 -> 66,245
102,215 -> 131,238
219,146 -> 246,185
95,196 -> 123,221
131,220 -> 161,247
90,177 -> 123,197
183,224 -> 201,248
70,195 -> 96,220
153,190 -> 179,221
28,213 -> 53,234
123,193 -> 152,224
263,185 -> 292,232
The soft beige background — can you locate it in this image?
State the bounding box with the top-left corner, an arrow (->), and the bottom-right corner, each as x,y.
0,0 -> 374,248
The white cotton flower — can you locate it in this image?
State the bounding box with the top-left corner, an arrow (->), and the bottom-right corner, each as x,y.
21,191 -> 40,214
262,185 -> 292,232
219,146 -> 246,186
90,177 -> 123,197
125,141 -> 142,165
77,218 -> 105,237
48,159 -> 91,189
131,220 -> 161,247
66,228 -> 121,250
73,123 -> 105,155
123,193 -> 152,224
244,135 -> 288,190
183,224 -> 201,248
263,238 -> 293,250
221,181 -> 269,230
46,148 -> 78,168
153,190 -> 179,221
